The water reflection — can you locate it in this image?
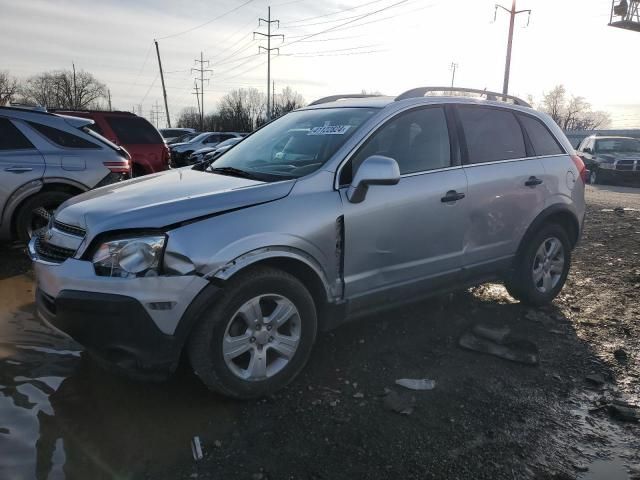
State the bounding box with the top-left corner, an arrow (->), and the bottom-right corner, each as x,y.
0,274 -> 239,479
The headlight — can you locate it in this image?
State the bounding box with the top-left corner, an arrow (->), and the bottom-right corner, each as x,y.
92,235 -> 165,278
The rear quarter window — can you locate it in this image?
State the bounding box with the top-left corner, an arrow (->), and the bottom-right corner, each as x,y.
458,106 -> 526,163
0,118 -> 35,150
105,116 -> 163,144
27,121 -> 98,149
518,114 -> 564,156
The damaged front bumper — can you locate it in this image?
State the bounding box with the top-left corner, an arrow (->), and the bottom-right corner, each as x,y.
30,243 -> 211,376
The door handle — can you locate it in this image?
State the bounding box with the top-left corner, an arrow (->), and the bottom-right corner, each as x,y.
4,166 -> 33,173
441,190 -> 466,202
525,176 -> 543,186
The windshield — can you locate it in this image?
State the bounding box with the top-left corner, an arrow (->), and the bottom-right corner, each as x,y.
210,107 -> 379,180
595,138 -> 640,153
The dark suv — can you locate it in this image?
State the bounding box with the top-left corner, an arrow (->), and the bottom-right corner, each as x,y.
52,110 -> 170,176
577,135 -> 640,185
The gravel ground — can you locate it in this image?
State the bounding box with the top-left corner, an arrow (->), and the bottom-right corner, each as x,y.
0,185 -> 638,480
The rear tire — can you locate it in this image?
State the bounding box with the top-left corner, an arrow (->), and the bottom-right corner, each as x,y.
15,191 -> 73,242
188,267 -> 317,399
504,223 -> 571,306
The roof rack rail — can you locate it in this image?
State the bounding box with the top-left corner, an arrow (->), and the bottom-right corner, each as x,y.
395,87 -> 530,107
5,103 -> 48,112
308,94 -> 383,106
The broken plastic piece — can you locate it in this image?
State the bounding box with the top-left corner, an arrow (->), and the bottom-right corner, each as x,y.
395,378 -> 436,391
191,436 -> 204,461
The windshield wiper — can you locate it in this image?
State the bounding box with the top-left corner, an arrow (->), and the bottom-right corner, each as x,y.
209,166 -> 263,181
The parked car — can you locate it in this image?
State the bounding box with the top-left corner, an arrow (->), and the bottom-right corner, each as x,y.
159,128 -> 197,143
30,87 -> 585,399
576,135 -> 640,185
170,132 -> 244,167
169,132 -> 200,145
0,106 -> 130,242
189,137 -> 243,164
52,110 -> 169,177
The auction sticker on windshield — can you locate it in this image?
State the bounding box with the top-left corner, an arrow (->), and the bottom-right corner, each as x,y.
308,125 -> 351,135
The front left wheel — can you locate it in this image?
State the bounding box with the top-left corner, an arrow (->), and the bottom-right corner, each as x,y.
15,191 -> 73,242
188,267 -> 318,399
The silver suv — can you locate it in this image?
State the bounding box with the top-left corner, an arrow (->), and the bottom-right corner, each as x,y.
30,87 -> 586,399
0,107 -> 130,241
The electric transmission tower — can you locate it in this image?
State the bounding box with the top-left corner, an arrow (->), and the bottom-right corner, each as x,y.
254,7 -> 284,121
192,52 -> 212,130
494,0 -> 531,95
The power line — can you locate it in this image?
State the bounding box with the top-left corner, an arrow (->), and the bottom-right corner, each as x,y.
157,0 -> 255,40
281,0 -> 408,47
282,0 -> 390,25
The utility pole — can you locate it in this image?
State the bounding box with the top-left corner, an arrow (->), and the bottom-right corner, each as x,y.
254,7 -> 284,121
192,52 -> 212,131
193,80 -> 202,120
272,80 -> 275,118
154,40 -> 171,127
72,62 -> 77,109
449,62 -> 458,88
107,89 -> 112,111
494,0 -> 531,95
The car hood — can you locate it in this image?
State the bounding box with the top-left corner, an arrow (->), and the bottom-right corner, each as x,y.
55,168 -> 295,234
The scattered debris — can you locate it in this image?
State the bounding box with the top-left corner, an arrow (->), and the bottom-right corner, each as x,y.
585,374 -> 606,387
573,463 -> 589,473
395,378 -> 436,391
191,436 -> 204,461
383,390 -> 415,415
614,206 -> 625,216
608,400 -> 640,422
213,440 -> 222,448
353,392 -> 364,399
459,325 -> 539,365
329,399 -> 340,407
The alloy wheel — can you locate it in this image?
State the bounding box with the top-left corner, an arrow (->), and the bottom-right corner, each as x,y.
531,237 -> 565,293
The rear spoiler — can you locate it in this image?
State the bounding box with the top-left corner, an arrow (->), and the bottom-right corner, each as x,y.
57,114 -> 95,129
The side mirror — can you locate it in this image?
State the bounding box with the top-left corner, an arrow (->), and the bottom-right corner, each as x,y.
583,147 -> 592,154
347,155 -> 400,204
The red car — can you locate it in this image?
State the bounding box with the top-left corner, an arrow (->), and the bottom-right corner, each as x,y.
51,110 -> 170,176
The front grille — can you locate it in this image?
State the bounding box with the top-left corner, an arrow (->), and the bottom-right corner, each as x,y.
53,220 -> 86,237
616,160 -> 636,171
34,234 -> 76,263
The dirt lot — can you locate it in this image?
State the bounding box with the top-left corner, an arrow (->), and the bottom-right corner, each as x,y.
0,185 -> 638,480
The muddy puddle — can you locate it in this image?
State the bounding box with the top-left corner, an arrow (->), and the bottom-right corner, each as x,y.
0,273 -> 240,480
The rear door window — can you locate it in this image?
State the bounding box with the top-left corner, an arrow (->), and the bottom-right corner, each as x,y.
458,106 -> 526,163
27,121 -> 98,149
0,118 -> 35,150
518,115 -> 564,156
105,116 -> 162,144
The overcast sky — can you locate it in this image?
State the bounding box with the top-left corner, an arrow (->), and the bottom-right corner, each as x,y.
1,0 -> 639,128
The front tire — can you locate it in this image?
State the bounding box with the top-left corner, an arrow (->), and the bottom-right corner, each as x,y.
589,168 -> 599,185
504,224 -> 571,306
15,191 -> 73,242
188,267 -> 317,399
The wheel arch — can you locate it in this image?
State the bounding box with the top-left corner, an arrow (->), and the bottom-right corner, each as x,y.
516,204 -> 580,260
210,248 -> 337,331
9,181 -> 87,238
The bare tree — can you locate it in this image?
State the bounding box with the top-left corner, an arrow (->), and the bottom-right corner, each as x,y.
0,71 -> 19,106
19,69 -> 107,109
273,87 -> 305,118
176,107 -> 201,129
536,85 -> 610,131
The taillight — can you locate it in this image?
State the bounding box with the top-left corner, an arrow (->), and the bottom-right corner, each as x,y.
104,160 -> 130,174
163,145 -> 171,166
571,155 -> 587,183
